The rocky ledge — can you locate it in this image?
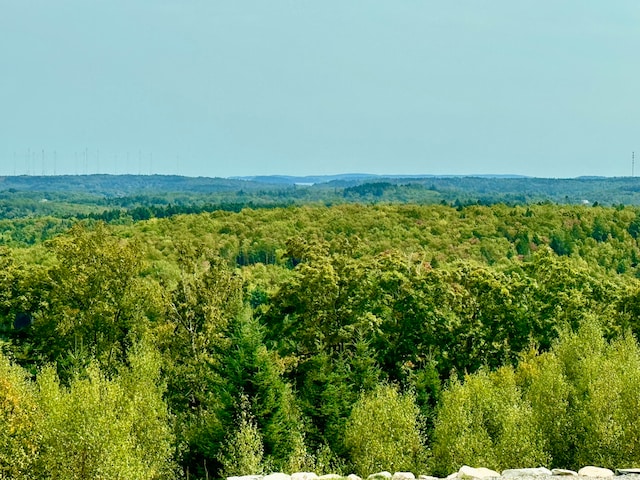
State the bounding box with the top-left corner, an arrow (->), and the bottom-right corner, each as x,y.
228,466 -> 640,480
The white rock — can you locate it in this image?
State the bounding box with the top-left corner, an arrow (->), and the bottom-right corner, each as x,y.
617,470 -> 640,476
264,474 -> 292,480
419,476 -> 441,480
392,473 -> 415,480
347,475 -> 362,480
228,476 -> 263,480
367,472 -> 392,480
292,473 -> 319,480
552,469 -> 578,476
445,473 -> 458,480
577,467 -> 614,477
502,468 -> 552,477
458,466 -> 500,479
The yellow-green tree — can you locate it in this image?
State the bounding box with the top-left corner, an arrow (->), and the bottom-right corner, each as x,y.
344,384 -> 427,476
0,353 -> 40,479
34,345 -> 176,479
431,367 -> 548,475
31,222 -> 153,375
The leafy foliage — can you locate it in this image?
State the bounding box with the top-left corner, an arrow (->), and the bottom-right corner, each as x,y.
0,354 -> 39,479
431,367 -> 548,475
432,318 -> 640,473
0,345 -> 176,480
345,384 -> 427,476
2,201 -> 640,477
217,397 -> 265,477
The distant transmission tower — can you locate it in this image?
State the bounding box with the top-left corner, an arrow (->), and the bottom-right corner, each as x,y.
633,151 -> 636,177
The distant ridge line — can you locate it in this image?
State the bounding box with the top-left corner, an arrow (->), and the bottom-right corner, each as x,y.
230,173 -> 531,185
3,173 -> 640,207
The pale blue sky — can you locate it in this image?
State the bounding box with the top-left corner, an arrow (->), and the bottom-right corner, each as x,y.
1,1 -> 639,178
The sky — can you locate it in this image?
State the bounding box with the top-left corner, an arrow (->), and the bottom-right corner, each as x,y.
1,1 -> 639,178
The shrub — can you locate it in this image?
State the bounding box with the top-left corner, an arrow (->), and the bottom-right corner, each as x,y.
432,317 -> 640,473
34,346 -> 176,479
344,384 -> 427,476
0,354 -> 40,479
217,397 -> 265,477
552,318 -> 640,468
516,348 -> 572,468
431,367 -> 548,476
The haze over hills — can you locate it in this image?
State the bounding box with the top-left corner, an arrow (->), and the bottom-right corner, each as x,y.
3,174 -> 640,222
231,173 -> 531,185
1,172 -> 530,190
0,172 -> 633,189
0,172 -> 636,194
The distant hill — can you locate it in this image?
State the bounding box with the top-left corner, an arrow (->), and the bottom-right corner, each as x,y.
3,173 -> 640,221
231,173 -> 529,185
0,174 -> 285,196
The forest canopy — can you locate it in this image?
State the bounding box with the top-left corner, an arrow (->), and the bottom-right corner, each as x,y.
2,182 -> 640,478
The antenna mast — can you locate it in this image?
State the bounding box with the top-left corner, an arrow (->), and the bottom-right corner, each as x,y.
634,152 -> 636,177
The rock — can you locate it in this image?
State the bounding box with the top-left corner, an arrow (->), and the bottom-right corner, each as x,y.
347,475 -> 362,480
616,470 -> 640,476
318,475 -> 342,480
367,472 -> 392,480
418,476 -> 441,480
445,473 -> 458,480
502,468 -> 552,477
228,476 -> 263,480
578,467 -> 614,477
551,469 -> 579,476
392,473 -> 416,480
292,473 -> 319,480
264,474 -> 292,480
458,466 -> 500,479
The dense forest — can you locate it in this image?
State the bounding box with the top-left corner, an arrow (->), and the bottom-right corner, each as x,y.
2,176 -> 640,478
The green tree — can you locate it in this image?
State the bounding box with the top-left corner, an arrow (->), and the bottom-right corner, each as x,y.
344,384 -> 427,476
30,223 -> 151,375
0,353 -> 41,479
551,318 -> 640,468
218,308 -> 307,472
432,317 -> 640,473
516,348 -> 572,468
159,247 -> 243,477
431,367 -> 548,476
34,344 -> 176,479
266,239 -> 377,357
263,239 -> 384,456
217,396 -> 265,477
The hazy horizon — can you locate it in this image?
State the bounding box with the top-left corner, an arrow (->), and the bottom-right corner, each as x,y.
2,2 -> 639,178
2,171 -> 637,182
